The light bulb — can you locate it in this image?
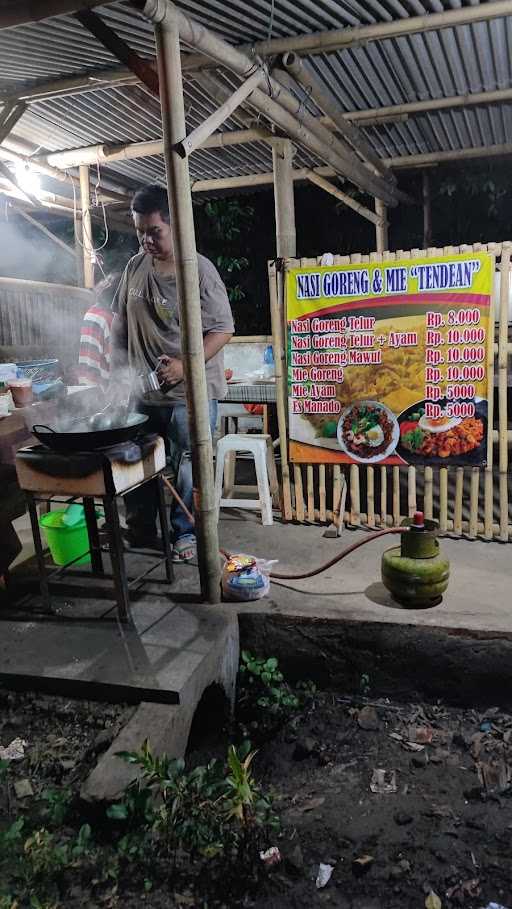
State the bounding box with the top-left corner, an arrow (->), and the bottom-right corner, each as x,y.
14,162 -> 42,197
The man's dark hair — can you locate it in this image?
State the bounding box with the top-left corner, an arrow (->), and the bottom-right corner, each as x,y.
131,183 -> 170,222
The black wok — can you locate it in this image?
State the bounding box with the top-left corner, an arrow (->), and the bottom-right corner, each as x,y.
32,411 -> 149,453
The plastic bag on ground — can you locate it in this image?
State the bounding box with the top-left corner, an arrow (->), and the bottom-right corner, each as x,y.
221,553 -> 277,602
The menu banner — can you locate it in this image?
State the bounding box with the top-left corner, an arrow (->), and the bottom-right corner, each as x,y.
286,253 -> 494,466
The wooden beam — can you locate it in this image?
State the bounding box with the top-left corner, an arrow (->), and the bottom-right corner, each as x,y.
176,68 -> 266,158
306,170 -> 384,226
14,208 -> 75,257
280,52 -> 392,183
0,103 -> 26,145
79,164 -> 95,288
149,0 -> 221,603
75,9 -> 160,96
0,0 -> 106,29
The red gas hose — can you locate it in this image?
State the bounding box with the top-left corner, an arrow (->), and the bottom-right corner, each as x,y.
162,475 -> 406,583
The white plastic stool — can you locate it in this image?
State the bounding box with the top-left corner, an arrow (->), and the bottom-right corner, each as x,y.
215,434 -> 278,526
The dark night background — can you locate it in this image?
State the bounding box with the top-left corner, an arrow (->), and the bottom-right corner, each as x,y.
0,160 -> 510,335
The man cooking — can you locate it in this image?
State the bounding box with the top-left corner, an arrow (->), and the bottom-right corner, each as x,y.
111,183 -> 234,562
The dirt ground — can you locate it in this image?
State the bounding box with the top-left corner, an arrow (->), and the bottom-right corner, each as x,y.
1,686 -> 511,908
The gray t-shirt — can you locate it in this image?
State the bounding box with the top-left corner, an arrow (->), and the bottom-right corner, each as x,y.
112,252 -> 234,403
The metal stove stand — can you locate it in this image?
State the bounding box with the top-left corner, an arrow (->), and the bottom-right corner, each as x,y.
15,436 -> 173,624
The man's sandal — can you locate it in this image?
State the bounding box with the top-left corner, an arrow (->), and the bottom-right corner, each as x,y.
172,536 -> 196,562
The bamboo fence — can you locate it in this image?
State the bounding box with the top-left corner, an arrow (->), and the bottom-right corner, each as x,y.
268,242 -> 511,542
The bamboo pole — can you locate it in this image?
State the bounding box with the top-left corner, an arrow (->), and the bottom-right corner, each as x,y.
407,465 -> 416,517
498,247 -> 510,540
147,1 -> 220,602
307,466 -> 315,522
350,464 -> 360,525
469,468 -> 480,539
272,138 -> 296,520
242,0 -> 512,58
79,164 -> 94,289
439,468 -> 448,533
380,466 -> 387,526
484,253 -> 497,540
319,465 -> 327,523
176,69 -> 265,158
367,466 -> 375,527
15,209 -> 75,257
182,144 -> 512,194
143,0 -> 401,206
375,199 -> 388,253
392,466 -> 400,525
0,145 -> 129,204
305,170 -> 384,226
268,261 -> 292,520
272,139 -> 297,259
422,172 -> 432,248
280,52 -> 392,182
454,468 -> 463,536
41,128 -> 272,170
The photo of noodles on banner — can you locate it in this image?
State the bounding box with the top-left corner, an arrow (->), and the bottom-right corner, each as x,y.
286,252 -> 494,466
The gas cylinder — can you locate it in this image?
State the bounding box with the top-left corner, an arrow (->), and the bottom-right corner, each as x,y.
381,511 -> 450,608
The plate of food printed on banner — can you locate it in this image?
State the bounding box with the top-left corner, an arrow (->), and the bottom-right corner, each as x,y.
336,400 -> 400,464
396,397 -> 487,465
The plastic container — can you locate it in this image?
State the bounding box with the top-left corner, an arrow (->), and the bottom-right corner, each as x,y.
39,508 -> 94,566
9,378 -> 33,407
16,359 -> 59,382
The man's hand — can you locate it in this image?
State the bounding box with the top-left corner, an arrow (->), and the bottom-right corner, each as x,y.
157,356 -> 184,386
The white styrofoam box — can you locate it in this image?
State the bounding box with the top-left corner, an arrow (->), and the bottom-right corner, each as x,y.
0,363 -> 17,382
493,270 -> 512,323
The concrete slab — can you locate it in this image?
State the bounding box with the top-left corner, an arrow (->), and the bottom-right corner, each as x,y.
218,514 -> 511,634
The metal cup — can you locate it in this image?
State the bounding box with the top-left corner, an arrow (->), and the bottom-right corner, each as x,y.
138,369 -> 161,396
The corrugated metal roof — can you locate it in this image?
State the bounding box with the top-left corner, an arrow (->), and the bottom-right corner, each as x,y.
1,1 -> 512,193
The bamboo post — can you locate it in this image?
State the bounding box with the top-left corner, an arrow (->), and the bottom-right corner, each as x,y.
272,138 -> 297,259
422,466 -> 433,519
79,164 -> 94,289
268,262 -> 292,519
439,468 -> 448,533
498,246 -> 510,540
484,252 -> 497,539
367,466 -> 375,527
469,468 -> 480,538
422,172 -> 432,248
392,466 -> 400,525
350,464 -> 360,525
147,1 -> 220,602
272,137 -> 299,520
380,466 -> 387,526
319,465 -> 327,522
375,199 -> 388,253
454,467 -> 464,536
307,465 -> 315,522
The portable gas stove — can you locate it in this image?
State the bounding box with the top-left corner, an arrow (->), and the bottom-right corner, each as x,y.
15,435 -> 173,624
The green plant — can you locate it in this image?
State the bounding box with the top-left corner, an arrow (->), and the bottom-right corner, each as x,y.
40,788 -> 72,827
237,652 -> 305,741
360,673 -> 371,697
109,739 -> 277,871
